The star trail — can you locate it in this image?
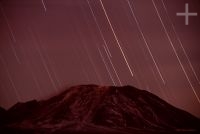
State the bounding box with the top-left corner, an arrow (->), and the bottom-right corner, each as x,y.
152,0 -> 200,103
0,0 -> 200,118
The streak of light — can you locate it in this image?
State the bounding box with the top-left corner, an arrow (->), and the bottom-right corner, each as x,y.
29,28 -> 58,93
104,44 -> 112,57
152,0 -> 200,104
126,0 -> 166,84
97,46 -> 116,86
103,45 -> 122,86
41,0 -> 47,12
0,54 -> 21,101
99,0 -> 134,76
38,42 -> 62,89
76,6 -> 105,85
79,3 -> 115,85
0,5 -> 16,42
71,44 -> 92,84
0,4 -> 21,64
26,61 -> 43,98
86,0 -> 112,57
150,66 -> 168,100
34,43 -> 58,93
139,44 -> 166,97
19,43 -> 43,98
140,45 -> 162,91
82,41 -> 103,85
76,25 -> 103,85
8,38 -> 21,64
161,0 -> 200,85
133,70 -> 141,87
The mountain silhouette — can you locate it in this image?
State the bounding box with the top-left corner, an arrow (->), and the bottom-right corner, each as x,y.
0,85 -> 199,134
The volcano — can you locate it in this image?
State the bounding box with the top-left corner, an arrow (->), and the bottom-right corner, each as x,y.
0,85 -> 199,134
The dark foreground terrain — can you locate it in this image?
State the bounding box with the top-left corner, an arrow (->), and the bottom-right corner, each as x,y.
0,85 -> 200,134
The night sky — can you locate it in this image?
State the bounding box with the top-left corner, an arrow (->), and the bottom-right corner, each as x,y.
0,0 -> 200,117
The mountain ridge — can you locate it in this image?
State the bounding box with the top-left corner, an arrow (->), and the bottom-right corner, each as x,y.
1,84 -> 199,134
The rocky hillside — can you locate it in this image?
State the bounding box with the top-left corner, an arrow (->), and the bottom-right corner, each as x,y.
0,85 -> 199,134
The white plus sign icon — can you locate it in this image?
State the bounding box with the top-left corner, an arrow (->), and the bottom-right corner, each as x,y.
176,3 -> 198,25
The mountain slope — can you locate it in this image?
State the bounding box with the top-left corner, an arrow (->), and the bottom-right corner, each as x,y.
1,85 -> 200,134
